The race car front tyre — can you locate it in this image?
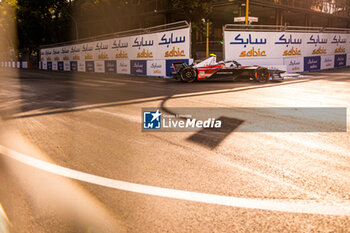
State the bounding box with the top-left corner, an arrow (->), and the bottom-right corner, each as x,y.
254,68 -> 269,83
180,67 -> 197,83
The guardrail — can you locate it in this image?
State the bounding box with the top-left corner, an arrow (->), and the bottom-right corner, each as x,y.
224,24 -> 350,33
40,20 -> 190,49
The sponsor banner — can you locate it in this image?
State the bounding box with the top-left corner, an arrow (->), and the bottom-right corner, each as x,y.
47,61 -> 52,70
105,60 -> 117,73
42,61 -> 47,70
94,40 -> 113,60
334,54 -> 347,68
86,61 -> 94,72
64,61 -> 70,71
321,55 -> 334,70
58,61 -> 64,71
52,61 -> 58,70
52,47 -> 61,61
224,31 -> 350,61
128,28 -> 190,60
284,57 -> 304,73
22,61 -> 28,69
43,48 -> 53,62
70,61 -> 78,71
81,42 -> 95,61
69,44 -> 82,61
94,60 -> 105,73
147,60 -> 165,76
117,59 -> 130,74
111,38 -> 129,60
61,46 -> 71,62
130,60 -> 147,75
40,27 -> 190,65
12,61 -> 16,68
78,61 -> 85,72
304,56 -> 321,71
165,59 -> 189,77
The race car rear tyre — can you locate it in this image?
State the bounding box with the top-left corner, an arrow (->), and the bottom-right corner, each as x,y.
254,68 -> 269,83
180,67 -> 197,83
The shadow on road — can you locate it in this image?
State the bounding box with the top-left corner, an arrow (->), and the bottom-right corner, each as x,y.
0,69 -> 337,120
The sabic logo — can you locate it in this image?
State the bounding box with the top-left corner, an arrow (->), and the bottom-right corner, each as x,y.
289,60 -> 300,66
151,63 -> 162,69
143,110 -> 161,129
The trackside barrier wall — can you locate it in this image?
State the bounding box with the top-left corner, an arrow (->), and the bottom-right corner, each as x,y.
223,25 -> 350,72
36,21 -> 191,77
0,61 -> 28,69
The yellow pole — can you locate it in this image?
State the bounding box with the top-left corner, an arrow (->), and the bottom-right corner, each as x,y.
206,21 -> 209,57
245,0 -> 249,25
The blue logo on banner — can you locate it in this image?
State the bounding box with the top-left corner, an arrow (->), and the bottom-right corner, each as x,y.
166,59 -> 189,76
334,54 -> 346,68
70,61 -> 78,71
47,62 -> 52,70
131,60 -> 147,75
304,56 -> 321,71
58,61 -> 64,71
143,110 -> 161,129
105,60 -> 117,73
86,61 -> 94,72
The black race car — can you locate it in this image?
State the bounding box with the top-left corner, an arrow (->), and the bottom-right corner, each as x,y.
171,56 -> 285,83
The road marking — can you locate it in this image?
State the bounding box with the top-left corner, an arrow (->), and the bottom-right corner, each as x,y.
1,145 -> 350,216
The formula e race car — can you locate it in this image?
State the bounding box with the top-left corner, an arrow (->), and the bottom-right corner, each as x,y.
171,56 -> 285,83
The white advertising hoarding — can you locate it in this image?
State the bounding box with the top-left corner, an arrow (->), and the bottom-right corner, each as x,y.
78,61 -> 85,72
147,60 -> 166,76
52,61 -> 58,70
22,61 -> 28,69
284,57 -> 304,73
224,31 -> 350,72
117,59 -> 130,74
321,55 -> 334,70
64,61 -> 70,71
225,31 -> 349,60
94,60 -> 105,73
40,27 -> 190,68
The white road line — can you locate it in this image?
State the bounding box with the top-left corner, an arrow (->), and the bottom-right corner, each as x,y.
1,145 -> 350,216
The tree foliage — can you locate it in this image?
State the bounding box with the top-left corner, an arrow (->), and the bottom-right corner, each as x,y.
16,0 -> 70,50
172,0 -> 214,24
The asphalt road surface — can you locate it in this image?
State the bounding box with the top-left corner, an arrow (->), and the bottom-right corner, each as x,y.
0,68 -> 350,233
